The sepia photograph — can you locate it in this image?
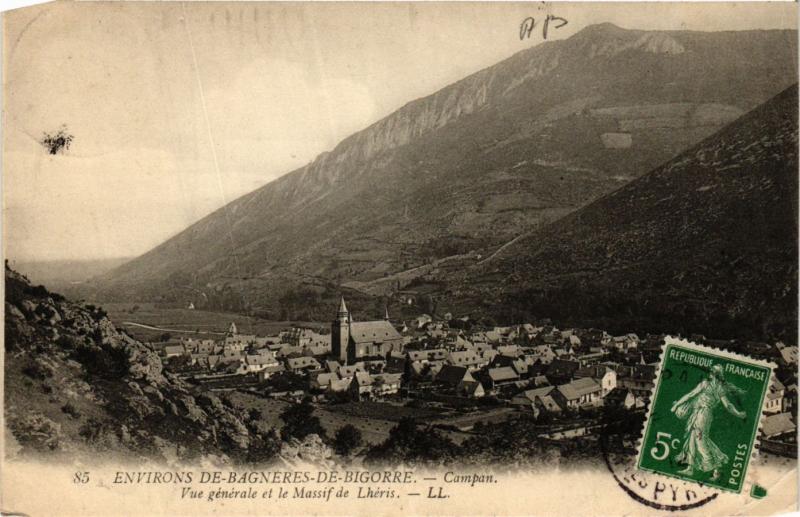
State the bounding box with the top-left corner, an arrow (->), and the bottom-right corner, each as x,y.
2,1 -> 798,515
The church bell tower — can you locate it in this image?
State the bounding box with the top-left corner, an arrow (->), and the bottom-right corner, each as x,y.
331,297 -> 351,363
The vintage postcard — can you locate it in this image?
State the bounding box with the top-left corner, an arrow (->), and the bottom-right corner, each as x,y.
2,1 -> 797,516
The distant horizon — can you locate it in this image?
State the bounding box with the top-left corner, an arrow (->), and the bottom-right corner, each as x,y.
4,2 -> 797,263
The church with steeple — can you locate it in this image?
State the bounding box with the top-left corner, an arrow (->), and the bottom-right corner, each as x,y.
331,297 -> 403,364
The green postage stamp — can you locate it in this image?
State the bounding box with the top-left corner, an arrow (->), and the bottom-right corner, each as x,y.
637,339 -> 775,493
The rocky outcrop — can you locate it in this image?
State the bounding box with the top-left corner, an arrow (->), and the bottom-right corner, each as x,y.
3,264 -> 258,464
279,434 -> 334,469
8,412 -> 65,453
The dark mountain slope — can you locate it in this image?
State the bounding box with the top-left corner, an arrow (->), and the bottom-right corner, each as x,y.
94,25 -> 797,318
453,84 -> 798,342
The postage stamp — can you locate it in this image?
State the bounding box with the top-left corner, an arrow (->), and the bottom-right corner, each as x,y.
637,338 -> 775,494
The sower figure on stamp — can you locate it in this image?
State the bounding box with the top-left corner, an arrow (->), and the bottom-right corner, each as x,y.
670,364 -> 747,480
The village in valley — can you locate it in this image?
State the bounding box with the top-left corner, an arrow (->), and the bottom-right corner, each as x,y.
150,297 -> 799,456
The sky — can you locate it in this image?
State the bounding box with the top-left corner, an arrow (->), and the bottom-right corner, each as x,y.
3,1 -> 797,262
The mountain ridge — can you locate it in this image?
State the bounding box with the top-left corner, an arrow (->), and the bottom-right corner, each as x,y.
92,24 -> 798,322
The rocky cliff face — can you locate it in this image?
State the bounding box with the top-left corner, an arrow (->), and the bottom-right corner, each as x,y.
92,25 -> 798,320
4,264 -> 259,465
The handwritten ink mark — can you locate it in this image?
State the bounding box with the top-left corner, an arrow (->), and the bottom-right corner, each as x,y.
520,15 -> 568,41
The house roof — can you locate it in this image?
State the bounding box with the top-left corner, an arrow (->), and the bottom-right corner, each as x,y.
538,390 -> 567,411
517,385 -> 556,402
407,349 -> 448,361
604,387 -> 633,404
779,345 -> 798,364
350,321 -> 402,344
497,345 -> 521,357
484,331 -> 502,343
448,350 -> 481,365
488,366 -> 519,382
547,359 -> 580,377
762,412 -> 796,437
313,372 -> 339,386
245,353 -> 276,365
226,334 -> 257,344
277,345 -> 304,357
436,365 -> 472,385
220,361 -> 242,374
259,364 -> 285,375
617,364 -> 656,380
528,345 -> 556,360
576,365 -> 614,380
305,345 -> 330,356
481,349 -> 498,362
352,372 -> 373,386
463,380 -> 484,395
338,363 -> 366,377
287,356 -> 321,369
511,359 -> 528,375
330,378 -> 351,391
374,373 -> 402,384
558,377 -> 601,400
532,374 -> 550,386
429,361 -> 445,376
767,378 -> 786,399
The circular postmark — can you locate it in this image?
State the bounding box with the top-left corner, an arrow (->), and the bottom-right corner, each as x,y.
600,436 -> 718,511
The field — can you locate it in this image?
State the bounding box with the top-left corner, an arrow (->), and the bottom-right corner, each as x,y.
332,401 -> 444,422
225,392 -> 396,445
100,302 -> 327,342
224,393 -> 477,446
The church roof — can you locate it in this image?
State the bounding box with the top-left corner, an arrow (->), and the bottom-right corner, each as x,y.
349,321 -> 402,344
339,297 -> 348,314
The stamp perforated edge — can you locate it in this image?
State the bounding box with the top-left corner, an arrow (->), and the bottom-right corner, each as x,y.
633,336 -> 778,495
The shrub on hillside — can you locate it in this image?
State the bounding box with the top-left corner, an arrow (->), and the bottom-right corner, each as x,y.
74,345 -> 130,379
11,413 -> 63,452
61,402 -> 81,419
21,360 -> 53,380
245,429 -> 281,465
364,417 -> 460,466
333,424 -> 363,456
279,398 -> 326,441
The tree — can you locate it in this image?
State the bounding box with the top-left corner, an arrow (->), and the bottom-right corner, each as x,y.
333,424 -> 363,456
246,429 -> 281,465
364,417 -> 460,466
279,398 -> 326,441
